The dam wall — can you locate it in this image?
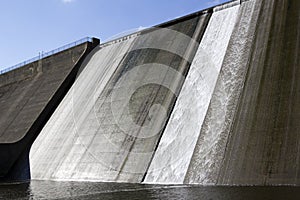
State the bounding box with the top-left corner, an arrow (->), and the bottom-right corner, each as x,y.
0,0 -> 295,185
0,38 -> 99,181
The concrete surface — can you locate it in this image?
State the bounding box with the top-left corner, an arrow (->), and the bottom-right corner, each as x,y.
0,39 -> 99,180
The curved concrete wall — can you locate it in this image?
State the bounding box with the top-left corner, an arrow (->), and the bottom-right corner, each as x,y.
0,39 -> 99,180
0,45 -> 86,143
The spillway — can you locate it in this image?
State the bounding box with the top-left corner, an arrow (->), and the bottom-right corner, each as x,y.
185,0 -> 262,185
144,2 -> 240,184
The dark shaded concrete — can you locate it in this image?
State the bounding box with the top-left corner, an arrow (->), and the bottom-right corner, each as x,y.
218,0 -> 300,185
0,38 -> 99,181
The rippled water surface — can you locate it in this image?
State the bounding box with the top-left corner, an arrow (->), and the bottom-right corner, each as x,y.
0,181 -> 300,200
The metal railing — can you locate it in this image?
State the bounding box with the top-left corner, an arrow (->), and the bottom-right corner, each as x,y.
0,37 -> 93,75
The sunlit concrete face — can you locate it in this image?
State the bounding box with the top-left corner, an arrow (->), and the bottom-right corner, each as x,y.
30,38 -> 136,180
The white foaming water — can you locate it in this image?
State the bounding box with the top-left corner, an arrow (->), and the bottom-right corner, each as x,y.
213,0 -> 240,12
144,5 -> 240,184
185,0 -> 262,184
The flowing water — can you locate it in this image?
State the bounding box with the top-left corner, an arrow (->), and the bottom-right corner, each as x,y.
144,3 -> 240,184
185,0 -> 261,184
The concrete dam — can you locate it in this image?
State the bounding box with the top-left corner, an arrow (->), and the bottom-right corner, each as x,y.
1,0 -> 300,185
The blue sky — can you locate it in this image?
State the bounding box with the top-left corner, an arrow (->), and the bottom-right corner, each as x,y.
0,0 -> 229,71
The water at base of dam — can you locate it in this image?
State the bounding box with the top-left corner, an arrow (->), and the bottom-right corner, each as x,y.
1,180 -> 300,200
